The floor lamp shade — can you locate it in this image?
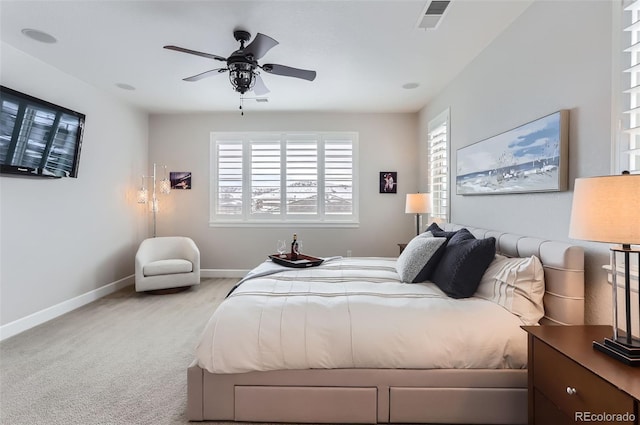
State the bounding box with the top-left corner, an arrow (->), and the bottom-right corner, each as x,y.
569,173 -> 640,366
405,193 -> 430,236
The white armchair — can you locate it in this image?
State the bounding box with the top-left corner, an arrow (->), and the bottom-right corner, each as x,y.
135,236 -> 200,292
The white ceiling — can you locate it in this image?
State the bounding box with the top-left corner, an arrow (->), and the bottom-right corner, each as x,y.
0,0 -> 533,114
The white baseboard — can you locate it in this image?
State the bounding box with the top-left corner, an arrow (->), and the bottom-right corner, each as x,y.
0,275 -> 134,342
0,269 -> 249,341
0,269 -> 248,341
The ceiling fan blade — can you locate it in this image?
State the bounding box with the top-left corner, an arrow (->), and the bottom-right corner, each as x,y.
261,64 -> 317,81
183,68 -> 227,82
243,33 -> 279,60
164,45 -> 226,62
252,74 -> 270,96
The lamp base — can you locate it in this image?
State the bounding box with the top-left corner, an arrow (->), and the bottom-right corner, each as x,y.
593,336 -> 640,366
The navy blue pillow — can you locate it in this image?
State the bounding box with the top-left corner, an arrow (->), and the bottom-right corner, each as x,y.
426,222 -> 443,232
431,228 -> 496,299
425,222 -> 458,239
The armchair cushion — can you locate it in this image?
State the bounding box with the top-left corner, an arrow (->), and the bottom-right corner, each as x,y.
144,259 -> 193,277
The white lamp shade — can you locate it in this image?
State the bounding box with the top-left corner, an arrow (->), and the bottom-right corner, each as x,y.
405,193 -> 431,214
569,174 -> 640,244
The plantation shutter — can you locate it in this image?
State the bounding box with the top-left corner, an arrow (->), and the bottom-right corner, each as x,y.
622,0 -> 640,174
324,138 -> 354,215
428,109 -> 450,221
250,140 -> 281,214
216,141 -> 243,215
286,138 -> 318,214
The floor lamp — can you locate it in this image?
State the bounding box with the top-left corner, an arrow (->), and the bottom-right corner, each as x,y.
137,163 -> 171,237
405,193 -> 430,236
569,172 -> 640,366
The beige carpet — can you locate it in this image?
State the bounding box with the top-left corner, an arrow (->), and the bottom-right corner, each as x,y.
0,279 -> 465,425
0,278 -> 242,425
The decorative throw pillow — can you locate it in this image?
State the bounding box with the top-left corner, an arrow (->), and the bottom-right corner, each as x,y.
425,222 -> 458,239
431,228 -> 496,298
411,231 -> 450,281
426,222 -> 443,233
475,254 -> 545,325
396,235 -> 447,283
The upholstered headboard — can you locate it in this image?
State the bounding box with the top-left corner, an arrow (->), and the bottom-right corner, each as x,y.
442,223 -> 585,326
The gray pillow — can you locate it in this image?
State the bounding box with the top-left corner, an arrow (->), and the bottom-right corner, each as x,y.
396,235 -> 447,283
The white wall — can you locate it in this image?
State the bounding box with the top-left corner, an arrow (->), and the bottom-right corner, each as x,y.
148,112 -> 419,269
419,1 -> 613,325
0,43 -> 149,329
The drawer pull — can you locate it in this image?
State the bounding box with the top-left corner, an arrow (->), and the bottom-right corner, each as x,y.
566,387 -> 577,395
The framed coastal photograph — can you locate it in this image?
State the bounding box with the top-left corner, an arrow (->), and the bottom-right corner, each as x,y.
456,110 -> 569,195
170,171 -> 192,190
379,171 -> 397,193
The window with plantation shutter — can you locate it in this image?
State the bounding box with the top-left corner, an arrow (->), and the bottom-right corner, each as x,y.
427,109 -> 450,222
211,132 -> 358,227
618,0 -> 640,174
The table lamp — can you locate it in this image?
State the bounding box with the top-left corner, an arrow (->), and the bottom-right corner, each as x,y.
569,172 -> 640,366
405,193 -> 430,236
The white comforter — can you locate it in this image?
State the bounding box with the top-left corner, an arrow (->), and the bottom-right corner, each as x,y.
196,257 -> 527,374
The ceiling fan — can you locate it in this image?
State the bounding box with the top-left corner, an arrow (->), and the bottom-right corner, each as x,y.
164,30 -> 317,96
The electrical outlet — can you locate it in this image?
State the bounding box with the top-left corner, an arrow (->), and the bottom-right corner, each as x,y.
346,250 -> 352,257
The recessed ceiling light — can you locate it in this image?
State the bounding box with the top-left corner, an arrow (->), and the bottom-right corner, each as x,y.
402,82 -> 420,90
21,28 -> 57,44
116,83 -> 136,91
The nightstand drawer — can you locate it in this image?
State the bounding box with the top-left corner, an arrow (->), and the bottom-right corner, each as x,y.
533,339 -> 635,422
533,389 -> 573,425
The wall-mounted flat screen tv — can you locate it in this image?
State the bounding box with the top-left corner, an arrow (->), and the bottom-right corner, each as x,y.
0,86 -> 85,178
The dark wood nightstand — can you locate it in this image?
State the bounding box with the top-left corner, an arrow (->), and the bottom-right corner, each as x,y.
397,243 -> 407,255
522,325 -> 640,425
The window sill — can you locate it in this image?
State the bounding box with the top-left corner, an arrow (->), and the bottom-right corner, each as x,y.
208,220 -> 360,229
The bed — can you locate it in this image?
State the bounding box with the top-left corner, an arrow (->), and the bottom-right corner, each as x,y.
187,224 -> 585,424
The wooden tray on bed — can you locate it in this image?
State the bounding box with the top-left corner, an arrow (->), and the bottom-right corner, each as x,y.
269,253 -> 324,268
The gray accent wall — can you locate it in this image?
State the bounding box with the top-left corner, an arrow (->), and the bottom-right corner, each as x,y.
419,0 -> 613,325
0,43 -> 149,327
148,112 -> 420,270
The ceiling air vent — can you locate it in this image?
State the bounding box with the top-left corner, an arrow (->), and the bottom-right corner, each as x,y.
417,0 -> 451,30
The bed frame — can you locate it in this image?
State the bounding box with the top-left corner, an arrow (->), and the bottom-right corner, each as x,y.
187,224 -> 585,424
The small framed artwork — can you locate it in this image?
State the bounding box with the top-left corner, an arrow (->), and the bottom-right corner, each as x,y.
380,171 -> 397,193
456,110 -> 569,195
170,171 -> 192,190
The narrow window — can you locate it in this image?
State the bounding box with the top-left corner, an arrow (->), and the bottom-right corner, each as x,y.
428,109 -> 450,222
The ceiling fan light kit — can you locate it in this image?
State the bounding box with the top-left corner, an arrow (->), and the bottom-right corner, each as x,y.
164,29 -> 317,110
228,62 -> 256,94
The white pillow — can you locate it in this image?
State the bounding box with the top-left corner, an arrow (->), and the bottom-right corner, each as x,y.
475,254 -> 545,325
395,234 -> 447,283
